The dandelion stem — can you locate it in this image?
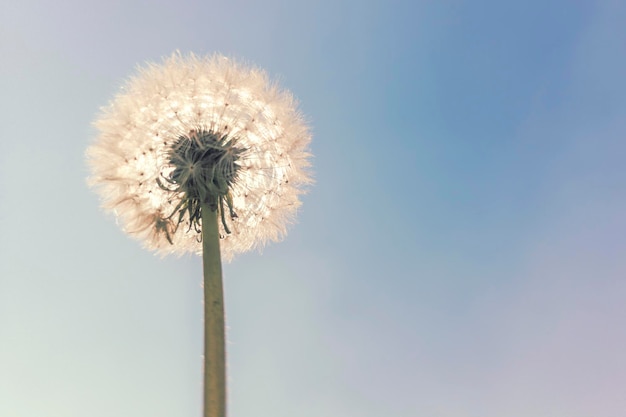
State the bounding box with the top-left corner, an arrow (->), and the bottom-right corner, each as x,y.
201,203 -> 226,417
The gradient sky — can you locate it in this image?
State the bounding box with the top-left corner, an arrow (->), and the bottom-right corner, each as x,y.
1,1 -> 626,416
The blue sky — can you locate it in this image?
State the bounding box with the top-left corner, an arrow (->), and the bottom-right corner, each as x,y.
1,1 -> 625,416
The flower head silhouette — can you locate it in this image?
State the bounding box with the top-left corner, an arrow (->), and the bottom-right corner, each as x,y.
87,53 -> 312,261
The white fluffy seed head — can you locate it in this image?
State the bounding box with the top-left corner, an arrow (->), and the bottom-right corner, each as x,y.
86,52 -> 313,261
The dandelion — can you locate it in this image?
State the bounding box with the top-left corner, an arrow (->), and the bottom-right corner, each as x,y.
86,53 -> 312,417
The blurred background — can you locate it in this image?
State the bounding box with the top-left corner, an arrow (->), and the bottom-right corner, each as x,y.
1,1 -> 625,416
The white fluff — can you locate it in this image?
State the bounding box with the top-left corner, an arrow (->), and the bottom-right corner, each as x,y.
86,53 -> 313,261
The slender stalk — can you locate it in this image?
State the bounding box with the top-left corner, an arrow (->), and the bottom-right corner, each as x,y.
201,203 -> 226,417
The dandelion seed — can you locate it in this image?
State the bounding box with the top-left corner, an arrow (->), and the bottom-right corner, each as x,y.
87,52 -> 312,261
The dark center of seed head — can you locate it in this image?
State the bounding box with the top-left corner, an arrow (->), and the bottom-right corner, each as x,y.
169,130 -> 242,206
159,129 -> 243,238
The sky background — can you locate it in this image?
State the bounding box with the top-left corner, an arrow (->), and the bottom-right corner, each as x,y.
1,1 -> 625,416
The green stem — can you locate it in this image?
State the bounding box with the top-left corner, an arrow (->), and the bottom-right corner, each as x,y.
201,203 -> 226,417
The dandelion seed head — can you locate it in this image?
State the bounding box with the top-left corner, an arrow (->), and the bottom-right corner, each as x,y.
87,53 -> 312,260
